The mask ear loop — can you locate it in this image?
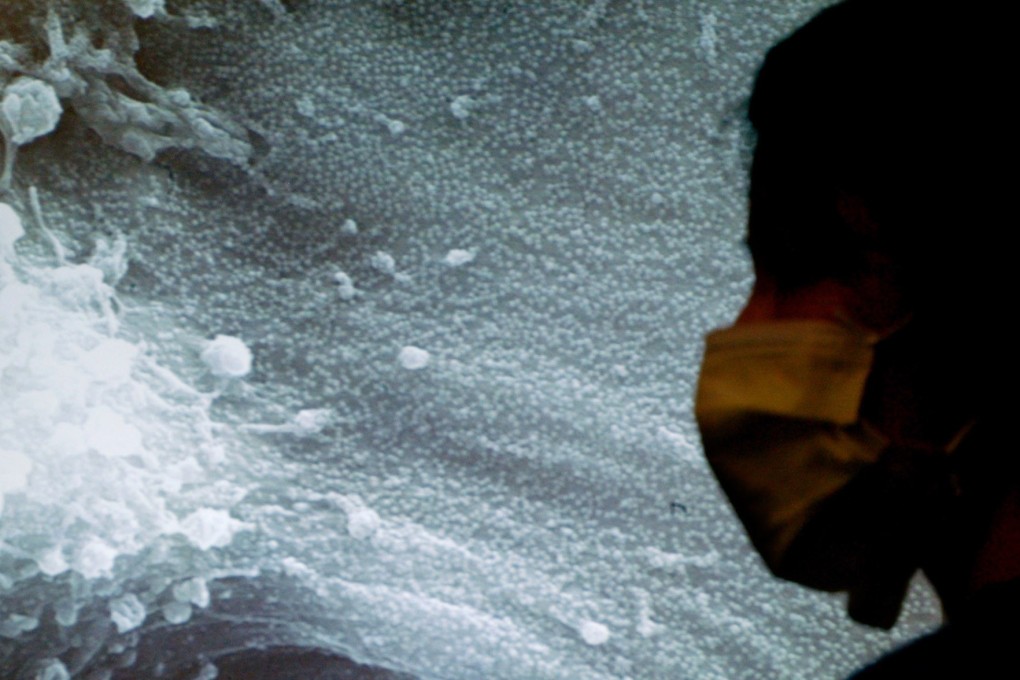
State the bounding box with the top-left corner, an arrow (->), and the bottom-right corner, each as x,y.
943,419 -> 979,499
831,307 -> 914,343
945,420 -> 978,454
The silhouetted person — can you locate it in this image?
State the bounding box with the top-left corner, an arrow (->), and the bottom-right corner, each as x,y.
695,1 -> 1016,675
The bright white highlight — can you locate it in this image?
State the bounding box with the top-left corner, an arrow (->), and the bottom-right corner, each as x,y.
125,0 -> 165,19
370,251 -> 397,276
178,508 -> 251,550
443,249 -> 476,267
83,406 -> 144,458
579,620 -> 610,646
334,271 -> 357,300
1,78 -> 62,145
201,335 -> 252,378
109,593 -> 147,633
173,577 -> 211,608
398,346 -> 430,370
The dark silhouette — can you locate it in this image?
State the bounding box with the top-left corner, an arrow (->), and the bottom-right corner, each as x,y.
696,1 -> 1015,675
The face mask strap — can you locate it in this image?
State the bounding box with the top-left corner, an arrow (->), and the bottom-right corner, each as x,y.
831,307 -> 914,343
944,419 -> 978,456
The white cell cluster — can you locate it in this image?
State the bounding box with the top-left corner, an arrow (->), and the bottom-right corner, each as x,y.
397,345 -> 430,370
201,335 -> 253,378
109,593 -> 147,633
162,601 -> 192,624
0,190 -> 258,671
75,539 -> 119,580
173,577 -> 211,608
333,270 -> 357,300
124,0 -> 166,18
443,248 -> 476,267
579,620 -> 611,646
34,659 -> 69,680
0,615 -> 37,639
292,408 -> 332,434
178,508 -> 251,550
346,506 -> 381,540
1,77 -> 61,145
83,406 -> 144,458
370,251 -> 397,276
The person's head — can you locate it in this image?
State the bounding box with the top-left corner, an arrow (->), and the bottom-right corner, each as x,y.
745,0 -> 1008,331
719,0 -> 1016,620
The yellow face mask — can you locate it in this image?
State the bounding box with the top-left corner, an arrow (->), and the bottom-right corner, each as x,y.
695,319 -> 962,629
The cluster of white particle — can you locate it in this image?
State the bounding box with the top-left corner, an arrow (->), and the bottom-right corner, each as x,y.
240,408 -> 332,436
333,270 -> 357,300
578,619 -> 610,646
177,508 -> 252,550
641,545 -> 719,573
83,406 -> 145,458
443,248 -> 475,267
0,4 -> 251,176
109,593 -> 147,633
6,282 -> 225,581
373,113 -> 406,136
370,250 -> 397,276
450,95 -> 476,120
570,38 -> 595,54
0,189 -> 266,672
328,494 -> 382,540
75,539 -> 119,580
280,556 -> 315,578
161,601 -> 192,625
0,77 -> 62,190
173,577 -> 211,608
0,614 -> 37,639
193,662 -> 219,680
89,235 -> 130,286
40,263 -> 121,333
340,218 -> 359,236
258,0 -> 289,17
35,547 -> 68,577
52,599 -> 81,628
200,334 -> 253,378
346,506 -> 381,540
296,94 -> 316,118
292,408 -> 332,435
34,659 -> 70,680
124,0 -> 166,19
84,338 -> 139,385
397,345 -> 430,370
699,13 -> 719,61
633,588 -> 665,638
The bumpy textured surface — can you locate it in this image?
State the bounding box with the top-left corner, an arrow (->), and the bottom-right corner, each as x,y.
1,2 -> 940,678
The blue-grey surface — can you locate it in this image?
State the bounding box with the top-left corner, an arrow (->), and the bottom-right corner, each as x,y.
1,2 -> 941,678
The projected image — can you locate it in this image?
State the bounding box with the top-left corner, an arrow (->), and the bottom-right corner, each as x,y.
2,2 -> 963,678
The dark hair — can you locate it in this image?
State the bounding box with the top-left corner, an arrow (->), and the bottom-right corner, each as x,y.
745,0 -> 1008,307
